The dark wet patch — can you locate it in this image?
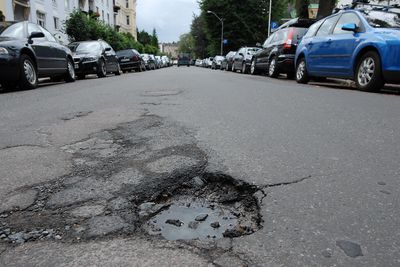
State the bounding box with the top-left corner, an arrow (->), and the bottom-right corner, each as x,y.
336,240 -> 363,258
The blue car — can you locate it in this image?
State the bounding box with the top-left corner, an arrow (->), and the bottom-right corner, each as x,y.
295,6 -> 400,92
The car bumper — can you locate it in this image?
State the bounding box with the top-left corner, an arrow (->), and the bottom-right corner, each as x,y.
0,55 -> 20,82
277,54 -> 295,73
119,61 -> 140,70
74,60 -> 98,75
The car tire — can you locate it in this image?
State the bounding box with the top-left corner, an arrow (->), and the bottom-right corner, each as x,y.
296,57 -> 310,84
250,59 -> 259,75
19,54 -> 38,90
64,58 -> 76,83
355,51 -> 384,92
114,64 -> 121,76
231,63 -> 236,72
241,62 -> 248,74
226,64 -> 229,71
97,59 -> 107,78
268,57 -> 279,78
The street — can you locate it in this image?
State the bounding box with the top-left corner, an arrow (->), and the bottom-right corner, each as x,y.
0,67 -> 399,266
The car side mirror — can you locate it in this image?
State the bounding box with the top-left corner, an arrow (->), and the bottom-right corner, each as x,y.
29,31 -> 45,39
342,23 -> 357,32
105,47 -> 112,52
239,53 -> 244,57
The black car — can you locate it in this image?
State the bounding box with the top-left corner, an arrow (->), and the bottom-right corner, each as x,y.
68,40 -> 120,79
250,18 -> 315,78
177,53 -> 191,67
221,51 -> 236,71
141,54 -> 156,70
232,47 -> 261,74
0,21 -> 75,90
116,49 -> 144,72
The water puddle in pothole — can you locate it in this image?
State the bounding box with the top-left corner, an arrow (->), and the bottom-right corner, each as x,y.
145,199 -> 238,240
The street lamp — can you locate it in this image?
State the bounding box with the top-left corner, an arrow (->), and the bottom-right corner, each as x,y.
268,0 -> 272,37
207,10 -> 224,56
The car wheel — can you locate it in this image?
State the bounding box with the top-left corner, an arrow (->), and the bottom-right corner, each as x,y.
355,51 -> 384,92
64,58 -> 76,83
114,63 -> 121,76
250,59 -> 259,75
296,58 -> 310,84
97,59 -> 107,78
242,62 -> 248,74
268,57 -> 279,78
19,54 -> 38,90
231,63 -> 236,72
226,64 -> 229,71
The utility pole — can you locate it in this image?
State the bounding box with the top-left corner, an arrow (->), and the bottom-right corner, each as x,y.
268,0 -> 272,37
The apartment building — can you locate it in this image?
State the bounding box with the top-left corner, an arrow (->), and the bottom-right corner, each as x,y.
113,0 -> 137,40
0,0 -> 116,44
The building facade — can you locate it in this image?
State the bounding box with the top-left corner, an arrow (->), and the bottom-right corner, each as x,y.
114,0 -> 136,40
0,0 -> 136,44
159,42 -> 179,59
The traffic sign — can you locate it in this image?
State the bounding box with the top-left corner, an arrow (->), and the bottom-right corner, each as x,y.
223,39 -> 228,45
271,21 -> 279,29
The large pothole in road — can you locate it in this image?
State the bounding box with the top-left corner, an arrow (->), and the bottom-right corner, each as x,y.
141,174 -> 261,241
0,115 -> 262,245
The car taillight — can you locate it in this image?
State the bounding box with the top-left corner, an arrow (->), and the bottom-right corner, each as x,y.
283,28 -> 295,51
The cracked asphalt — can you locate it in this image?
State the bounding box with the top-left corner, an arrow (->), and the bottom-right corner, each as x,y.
0,67 -> 400,266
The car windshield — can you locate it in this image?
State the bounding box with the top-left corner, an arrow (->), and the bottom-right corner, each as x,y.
69,42 -> 101,52
0,22 -> 25,38
361,9 -> 400,28
116,50 -> 133,57
246,48 -> 260,54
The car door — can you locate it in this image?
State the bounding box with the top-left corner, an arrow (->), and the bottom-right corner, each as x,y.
39,25 -> 67,73
258,33 -> 275,68
234,48 -> 244,69
306,15 -> 340,74
329,12 -> 364,76
27,23 -> 52,73
101,41 -> 117,71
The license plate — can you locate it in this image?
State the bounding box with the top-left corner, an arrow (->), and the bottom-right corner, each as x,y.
74,63 -> 79,69
121,59 -> 130,62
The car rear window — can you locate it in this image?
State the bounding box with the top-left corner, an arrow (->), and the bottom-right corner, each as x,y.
292,28 -> 308,41
116,50 -> 133,57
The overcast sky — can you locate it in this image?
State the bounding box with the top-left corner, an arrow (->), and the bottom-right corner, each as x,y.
137,0 -> 200,43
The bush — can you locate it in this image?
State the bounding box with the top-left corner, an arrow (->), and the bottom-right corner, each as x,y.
65,10 -> 158,54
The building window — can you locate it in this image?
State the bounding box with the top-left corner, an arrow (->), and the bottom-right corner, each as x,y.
65,0 -> 70,10
52,0 -> 57,7
102,10 -> 104,21
126,15 -> 129,25
96,6 -> 99,13
54,17 -> 59,29
126,0 -> 129,8
107,13 -> 110,24
37,11 -> 46,28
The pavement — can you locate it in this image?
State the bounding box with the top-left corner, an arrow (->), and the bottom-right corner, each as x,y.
0,67 -> 399,266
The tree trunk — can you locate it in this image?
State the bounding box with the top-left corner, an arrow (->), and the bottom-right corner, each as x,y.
317,0 -> 336,19
296,0 -> 309,19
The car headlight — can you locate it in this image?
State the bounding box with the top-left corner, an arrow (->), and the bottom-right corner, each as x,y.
0,47 -> 8,54
83,57 -> 97,62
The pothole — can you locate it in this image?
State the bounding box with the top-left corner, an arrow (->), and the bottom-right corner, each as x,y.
140,174 -> 262,241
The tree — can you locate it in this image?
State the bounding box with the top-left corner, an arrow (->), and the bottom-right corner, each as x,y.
317,0 -> 336,18
295,0 -> 310,18
151,28 -> 159,47
178,33 -> 195,56
191,14 -> 209,58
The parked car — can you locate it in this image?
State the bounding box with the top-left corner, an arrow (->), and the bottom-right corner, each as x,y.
296,6 -> 400,92
195,59 -> 202,67
155,56 -> 162,69
211,56 -> 225,70
141,54 -> 156,70
221,51 -> 236,71
0,21 -> 75,90
69,40 -> 120,79
232,47 -> 261,73
116,49 -> 144,73
205,57 -> 213,68
177,53 -> 191,67
250,18 -> 315,78
161,56 -> 170,67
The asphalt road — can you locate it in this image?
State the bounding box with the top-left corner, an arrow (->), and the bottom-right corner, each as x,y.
0,67 -> 399,266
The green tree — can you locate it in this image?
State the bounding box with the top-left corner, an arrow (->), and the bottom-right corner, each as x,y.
191,14 -> 209,58
151,28 -> 159,47
178,33 -> 195,56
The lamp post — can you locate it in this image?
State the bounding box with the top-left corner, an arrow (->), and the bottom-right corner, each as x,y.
268,0 -> 272,37
207,10 -> 224,56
